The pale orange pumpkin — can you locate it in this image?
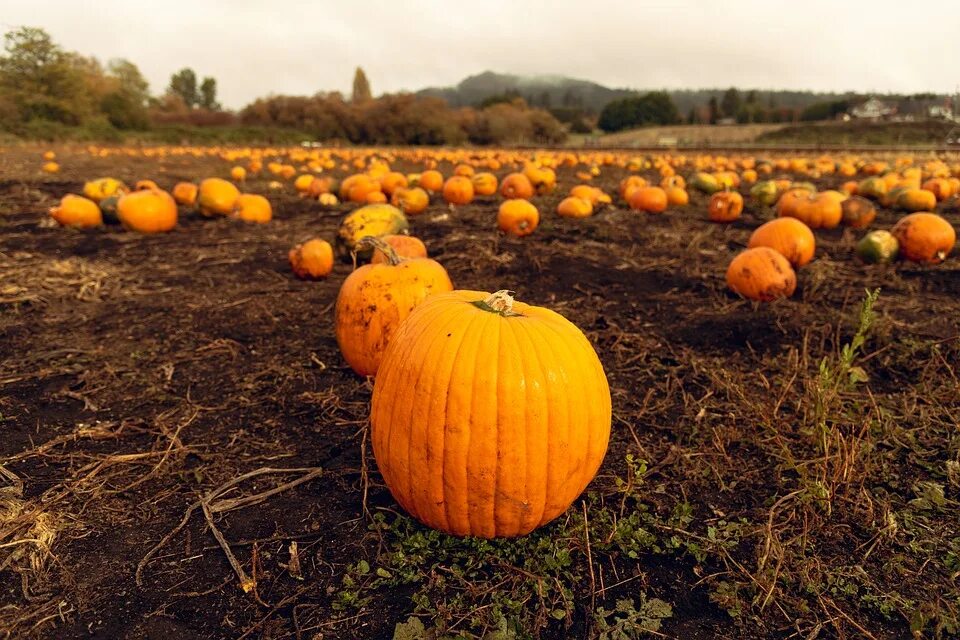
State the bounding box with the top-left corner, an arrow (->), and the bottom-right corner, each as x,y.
726,247 -> 797,301
497,199 -> 539,236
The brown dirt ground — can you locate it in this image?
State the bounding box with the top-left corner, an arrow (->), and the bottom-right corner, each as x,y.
1,146 -> 958,639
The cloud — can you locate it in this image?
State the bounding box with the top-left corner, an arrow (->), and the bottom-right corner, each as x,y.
3,0 -> 957,109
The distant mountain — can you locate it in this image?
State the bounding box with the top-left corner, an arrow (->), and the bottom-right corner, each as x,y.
416,71 -> 635,112
416,72 -> 946,116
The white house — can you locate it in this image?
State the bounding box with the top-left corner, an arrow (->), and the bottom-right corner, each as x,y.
849,98 -> 895,120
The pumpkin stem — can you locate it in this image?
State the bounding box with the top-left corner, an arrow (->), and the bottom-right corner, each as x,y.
354,236 -> 401,266
472,290 -> 521,316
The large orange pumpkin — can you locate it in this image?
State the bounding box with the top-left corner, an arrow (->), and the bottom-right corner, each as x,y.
289,239 -> 334,279
370,289 -> 611,537
497,199 -> 539,236
335,238 -> 453,376
198,178 -> 240,216
418,170 -> 444,193
117,189 -> 178,233
890,213 -> 956,264
726,247 -> 797,301
49,194 -> 102,228
748,218 -> 816,268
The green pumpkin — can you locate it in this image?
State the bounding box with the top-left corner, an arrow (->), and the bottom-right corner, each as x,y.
750,180 -> 780,207
856,230 -> 899,264
690,172 -> 721,194
336,204 -> 409,261
98,194 -> 122,225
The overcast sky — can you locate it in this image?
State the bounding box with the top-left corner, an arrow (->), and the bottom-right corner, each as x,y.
4,1 -> 958,109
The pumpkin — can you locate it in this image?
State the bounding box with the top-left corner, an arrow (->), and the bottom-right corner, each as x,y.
42,150 -> 55,161
231,166 -> 247,182
335,237 -> 453,376
856,230 -> 899,264
500,173 -> 535,200
748,218 -> 815,268
289,239 -> 334,279
857,177 -> 888,201
778,191 -> 841,229
365,191 -> 388,204
42,162 -> 60,174
840,196 -> 876,229
336,203 -> 409,260
117,189 -> 178,233
922,178 -> 954,201
523,164 -> 556,195
895,188 -> 937,213
198,178 -> 241,216
660,175 -> 686,190
233,194 -> 272,223
471,172 -> 499,197
750,180 -> 780,207
172,182 -> 198,206
379,172 -> 408,197
619,175 -> 648,201
83,177 -> 127,203
418,170 -> 444,193
690,172 -> 721,194
319,193 -> 339,207
570,185 -> 611,206
294,174 -> 315,193
453,163 -> 475,178
708,191 -> 744,223
391,187 -> 430,215
890,213 -> 956,264
498,199 -> 540,236
370,289 -> 611,537
49,194 -> 102,228
726,247 -> 797,301
371,234 -> 428,264
556,196 -> 593,218
442,176 -> 474,205
665,186 -> 689,207
135,180 -> 159,191
628,186 -> 668,214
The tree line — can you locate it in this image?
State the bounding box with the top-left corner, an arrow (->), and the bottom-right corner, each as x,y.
0,26 -> 567,145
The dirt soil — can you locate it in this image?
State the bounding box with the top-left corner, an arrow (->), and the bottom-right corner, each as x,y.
1,146 -> 959,640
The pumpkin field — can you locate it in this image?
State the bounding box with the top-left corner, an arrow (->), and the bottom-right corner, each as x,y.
2,144 -> 959,640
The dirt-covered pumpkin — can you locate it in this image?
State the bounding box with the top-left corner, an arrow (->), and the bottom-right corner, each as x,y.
726,247 -> 797,301
198,178 -> 241,217
748,218 -> 815,268
336,203 -> 409,260
335,237 -> 453,376
840,196 -> 876,229
708,191 -> 744,223
117,189 -> 178,233
371,234 -> 428,264
49,194 -> 102,228
890,213 -> 956,264
370,289 -> 611,537
289,238 -> 334,279
498,199 -> 539,236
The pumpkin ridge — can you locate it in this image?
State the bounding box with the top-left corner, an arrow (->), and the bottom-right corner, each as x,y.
509,314 -> 552,529
434,308 -> 487,534
399,303 -> 462,522
375,299 -> 452,519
